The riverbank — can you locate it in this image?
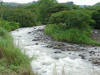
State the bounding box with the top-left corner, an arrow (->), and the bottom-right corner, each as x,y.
0,28 -> 33,75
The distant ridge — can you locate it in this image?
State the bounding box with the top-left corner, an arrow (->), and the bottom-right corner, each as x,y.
94,2 -> 100,6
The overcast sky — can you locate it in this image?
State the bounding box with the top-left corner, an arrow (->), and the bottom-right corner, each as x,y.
3,0 -> 100,5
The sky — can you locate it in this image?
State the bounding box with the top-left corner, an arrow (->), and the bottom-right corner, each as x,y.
3,0 -> 100,5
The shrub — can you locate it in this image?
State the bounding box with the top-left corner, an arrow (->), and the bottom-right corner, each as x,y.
0,19 -> 33,74
92,9 -> 100,29
49,10 -> 94,30
45,24 -> 100,45
47,3 -> 72,14
36,0 -> 57,24
3,8 -> 37,27
0,19 -> 19,31
0,27 -> 30,66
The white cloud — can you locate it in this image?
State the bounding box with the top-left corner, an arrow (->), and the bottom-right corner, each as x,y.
3,0 -> 37,3
58,0 -> 100,5
3,0 -> 100,5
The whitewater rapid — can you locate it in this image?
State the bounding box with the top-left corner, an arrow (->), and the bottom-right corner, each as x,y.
11,26 -> 100,75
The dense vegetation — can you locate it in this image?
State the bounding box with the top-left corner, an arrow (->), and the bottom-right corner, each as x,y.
0,6 -> 33,74
0,19 -> 19,31
1,8 -> 37,27
1,0 -> 100,28
0,26 -> 33,74
0,0 -> 100,74
92,9 -> 100,29
45,10 -> 100,45
45,24 -> 100,45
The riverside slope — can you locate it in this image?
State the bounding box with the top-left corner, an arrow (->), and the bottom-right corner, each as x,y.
11,25 -> 100,75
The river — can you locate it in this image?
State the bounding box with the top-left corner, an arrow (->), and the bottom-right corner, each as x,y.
11,25 -> 100,75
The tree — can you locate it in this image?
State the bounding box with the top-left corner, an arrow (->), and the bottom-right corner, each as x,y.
36,0 -> 57,24
3,8 -> 37,27
92,9 -> 100,29
0,0 -> 3,18
49,10 -> 94,31
47,3 -> 72,14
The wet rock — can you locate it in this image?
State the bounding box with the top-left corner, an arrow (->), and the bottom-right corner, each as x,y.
54,57 -> 59,60
53,46 -> 60,49
90,58 -> 100,65
37,29 -> 43,31
35,43 -> 39,45
79,54 -> 85,59
34,27 -> 36,29
46,45 -> 53,48
80,48 -> 86,50
91,45 -> 96,47
35,36 -> 41,39
28,32 -> 31,34
57,43 -> 65,46
32,37 -> 41,41
81,49 -> 86,50
32,39 -> 38,41
54,51 -> 61,53
95,47 -> 97,49
61,49 -> 65,51
89,51 -> 95,55
67,47 -> 76,51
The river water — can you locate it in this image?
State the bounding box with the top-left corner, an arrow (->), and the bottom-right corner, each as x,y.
11,26 -> 100,75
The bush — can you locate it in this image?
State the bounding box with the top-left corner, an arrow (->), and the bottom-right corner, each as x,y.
92,9 -> 100,29
0,27 -> 33,74
49,10 -> 94,30
47,3 -> 72,14
36,0 -> 57,24
0,27 -> 30,66
3,8 -> 37,27
0,19 -> 33,74
45,24 -> 100,45
0,19 -> 19,31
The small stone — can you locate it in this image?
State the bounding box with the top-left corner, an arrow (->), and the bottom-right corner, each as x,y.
53,46 -> 59,49
81,48 -> 86,50
28,32 -> 31,34
90,58 -> 100,65
35,43 -> 39,45
79,54 -> 85,59
54,51 -> 61,53
34,27 -> 36,29
61,49 -> 65,51
95,47 -> 97,49
89,51 -> 95,55
46,45 -> 52,48
54,57 -> 59,60
32,39 -> 38,41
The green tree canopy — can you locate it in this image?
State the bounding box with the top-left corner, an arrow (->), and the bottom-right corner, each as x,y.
36,0 -> 57,24
49,10 -> 94,30
3,8 -> 37,27
92,8 -> 100,29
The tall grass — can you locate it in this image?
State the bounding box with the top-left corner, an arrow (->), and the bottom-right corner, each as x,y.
45,24 -> 100,46
0,27 -> 33,75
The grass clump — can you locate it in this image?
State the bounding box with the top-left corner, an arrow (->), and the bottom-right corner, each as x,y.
0,27 -> 33,75
45,24 -> 100,46
0,19 -> 19,31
